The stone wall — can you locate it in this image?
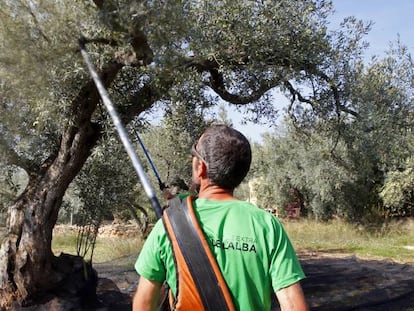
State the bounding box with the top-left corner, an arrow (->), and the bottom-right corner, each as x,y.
54,223 -> 142,239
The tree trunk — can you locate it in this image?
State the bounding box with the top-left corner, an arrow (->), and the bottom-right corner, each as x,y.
0,61 -> 123,309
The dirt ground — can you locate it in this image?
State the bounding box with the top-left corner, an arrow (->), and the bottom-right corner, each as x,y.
296,252 -> 414,311
1,226 -> 412,310
94,252 -> 414,310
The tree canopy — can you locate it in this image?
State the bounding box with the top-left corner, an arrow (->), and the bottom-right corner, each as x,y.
251,41 -> 414,221
2,0 -> 412,307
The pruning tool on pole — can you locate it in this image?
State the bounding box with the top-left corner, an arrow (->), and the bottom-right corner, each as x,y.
132,127 -> 166,191
78,36 -> 163,219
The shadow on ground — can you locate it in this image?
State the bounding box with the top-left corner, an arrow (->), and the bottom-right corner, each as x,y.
273,253 -> 414,311
94,252 -> 414,311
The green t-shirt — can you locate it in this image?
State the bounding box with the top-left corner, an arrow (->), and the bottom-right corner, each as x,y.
135,198 -> 305,310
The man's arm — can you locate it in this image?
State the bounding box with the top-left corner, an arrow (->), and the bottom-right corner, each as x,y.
132,276 -> 163,311
275,282 -> 309,311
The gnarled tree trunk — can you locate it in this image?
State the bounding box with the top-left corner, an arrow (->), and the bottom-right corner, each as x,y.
0,62 -> 122,309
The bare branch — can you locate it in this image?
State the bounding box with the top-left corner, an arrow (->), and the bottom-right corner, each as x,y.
284,80 -> 314,106
184,57 -> 278,104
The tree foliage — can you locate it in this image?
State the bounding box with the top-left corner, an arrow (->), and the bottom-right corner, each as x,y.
253,41 -> 414,222
380,156 -> 414,217
1,0 -> 398,306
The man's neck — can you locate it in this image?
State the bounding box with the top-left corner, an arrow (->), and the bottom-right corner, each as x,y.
198,184 -> 236,201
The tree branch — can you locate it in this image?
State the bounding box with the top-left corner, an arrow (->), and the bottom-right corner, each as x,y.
27,5 -> 50,43
184,57 -> 279,104
79,27 -> 153,66
284,80 -> 314,106
0,135 -> 35,173
191,51 -> 361,121
78,37 -> 118,47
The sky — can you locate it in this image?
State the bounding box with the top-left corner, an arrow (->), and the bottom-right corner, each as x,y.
231,0 -> 414,142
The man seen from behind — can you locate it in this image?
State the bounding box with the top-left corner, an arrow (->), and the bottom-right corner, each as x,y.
133,124 -> 308,311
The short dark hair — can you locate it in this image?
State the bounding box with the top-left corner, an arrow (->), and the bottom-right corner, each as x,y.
198,125 -> 251,189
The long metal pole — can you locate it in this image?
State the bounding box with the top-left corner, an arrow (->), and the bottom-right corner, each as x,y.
78,38 -> 163,218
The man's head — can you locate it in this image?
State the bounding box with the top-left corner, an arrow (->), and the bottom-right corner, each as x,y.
192,124 -> 252,190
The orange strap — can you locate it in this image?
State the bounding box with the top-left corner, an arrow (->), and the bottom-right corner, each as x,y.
162,196 -> 236,311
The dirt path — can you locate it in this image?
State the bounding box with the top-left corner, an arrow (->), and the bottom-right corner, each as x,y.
94,252 -> 414,310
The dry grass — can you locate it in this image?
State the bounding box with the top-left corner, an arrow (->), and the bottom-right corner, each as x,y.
52,232 -> 144,264
92,236 -> 144,264
5,218 -> 412,265
282,218 -> 414,264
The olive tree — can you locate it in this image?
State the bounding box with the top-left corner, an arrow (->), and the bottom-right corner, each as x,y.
255,42 -> 414,222
380,156 -> 414,217
0,0 -> 366,307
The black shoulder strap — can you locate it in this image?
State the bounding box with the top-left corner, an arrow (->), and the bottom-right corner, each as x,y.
163,196 -> 235,311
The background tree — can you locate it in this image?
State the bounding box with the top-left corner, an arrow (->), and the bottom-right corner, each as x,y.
257,126 -> 352,220
380,156 -> 414,218
255,42 -> 414,222
143,98 -> 210,185
0,0 -> 375,307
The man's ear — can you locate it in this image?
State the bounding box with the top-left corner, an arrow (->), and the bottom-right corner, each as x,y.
197,159 -> 208,178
